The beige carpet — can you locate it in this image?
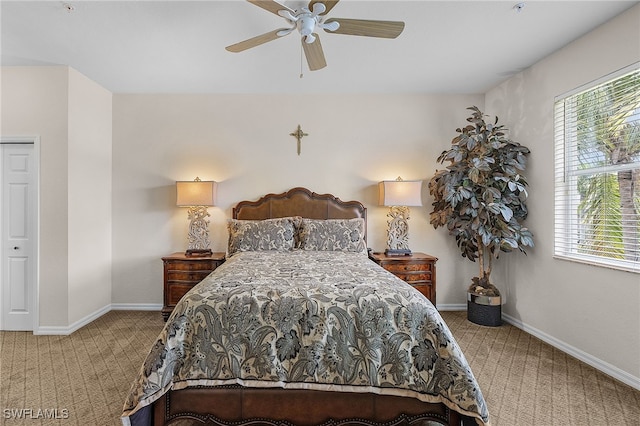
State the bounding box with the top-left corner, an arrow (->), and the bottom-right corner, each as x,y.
1,310 -> 638,425
441,311 -> 640,425
0,311 -> 161,426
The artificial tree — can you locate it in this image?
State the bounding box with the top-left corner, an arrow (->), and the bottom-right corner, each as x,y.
428,106 -> 534,299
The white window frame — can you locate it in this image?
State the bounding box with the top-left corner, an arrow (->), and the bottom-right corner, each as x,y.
554,63 -> 640,273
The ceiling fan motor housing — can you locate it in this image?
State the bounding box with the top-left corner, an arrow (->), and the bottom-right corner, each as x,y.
297,14 -> 316,36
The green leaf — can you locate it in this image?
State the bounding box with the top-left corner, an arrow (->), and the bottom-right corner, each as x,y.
500,205 -> 514,222
469,168 -> 480,183
521,235 -> 535,247
459,187 -> 473,199
486,203 -> 501,214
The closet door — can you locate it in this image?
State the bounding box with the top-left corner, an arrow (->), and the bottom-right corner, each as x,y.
1,143 -> 36,331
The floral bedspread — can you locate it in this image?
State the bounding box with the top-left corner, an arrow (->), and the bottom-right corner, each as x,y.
122,250 -> 489,425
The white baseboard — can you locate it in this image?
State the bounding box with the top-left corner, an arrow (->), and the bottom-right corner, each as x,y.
35,304 -> 112,335
35,303 -> 161,335
111,303 -> 163,311
436,303 -> 466,311
502,312 -> 640,391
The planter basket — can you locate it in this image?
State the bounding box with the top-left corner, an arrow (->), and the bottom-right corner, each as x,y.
467,292 -> 502,327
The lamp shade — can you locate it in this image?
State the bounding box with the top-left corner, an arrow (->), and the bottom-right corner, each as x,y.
379,179 -> 423,207
176,180 -> 216,206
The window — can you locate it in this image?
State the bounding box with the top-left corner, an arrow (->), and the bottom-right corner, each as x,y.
554,65 -> 640,273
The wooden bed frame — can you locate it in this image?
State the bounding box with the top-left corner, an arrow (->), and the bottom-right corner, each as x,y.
148,188 -> 476,426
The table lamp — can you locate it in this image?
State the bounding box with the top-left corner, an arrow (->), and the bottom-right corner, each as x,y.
176,177 -> 216,256
379,177 -> 423,255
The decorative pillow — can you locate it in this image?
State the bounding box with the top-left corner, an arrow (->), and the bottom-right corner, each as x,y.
227,217 -> 296,256
298,218 -> 367,253
290,215 -> 304,247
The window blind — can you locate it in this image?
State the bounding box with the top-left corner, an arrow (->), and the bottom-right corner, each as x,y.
554,65 -> 640,273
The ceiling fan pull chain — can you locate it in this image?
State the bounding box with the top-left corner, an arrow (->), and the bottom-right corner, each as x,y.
300,42 -> 304,79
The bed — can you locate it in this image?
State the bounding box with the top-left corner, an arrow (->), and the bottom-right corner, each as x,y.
122,188 -> 489,426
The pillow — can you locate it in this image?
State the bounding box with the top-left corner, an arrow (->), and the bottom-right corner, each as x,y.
298,218 -> 367,253
227,217 -> 296,256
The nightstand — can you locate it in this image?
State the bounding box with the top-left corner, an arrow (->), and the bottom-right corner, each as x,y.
161,252 -> 226,321
369,252 -> 437,305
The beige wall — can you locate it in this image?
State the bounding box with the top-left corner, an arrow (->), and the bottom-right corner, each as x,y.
111,94 -> 483,306
1,66 -> 113,329
1,66 -> 70,327
485,4 -> 640,385
67,68 -> 113,324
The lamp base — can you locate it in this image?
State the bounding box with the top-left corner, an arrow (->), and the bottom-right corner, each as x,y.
384,249 -> 412,256
185,249 -> 212,257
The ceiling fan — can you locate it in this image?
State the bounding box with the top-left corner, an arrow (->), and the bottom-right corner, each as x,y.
225,0 -> 405,71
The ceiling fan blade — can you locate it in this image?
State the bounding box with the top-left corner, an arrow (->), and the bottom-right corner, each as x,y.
302,34 -> 327,71
247,0 -> 294,17
324,18 -> 405,39
225,29 -> 290,53
308,0 -> 340,15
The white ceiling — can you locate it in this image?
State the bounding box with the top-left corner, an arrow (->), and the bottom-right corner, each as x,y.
2,0 -> 637,94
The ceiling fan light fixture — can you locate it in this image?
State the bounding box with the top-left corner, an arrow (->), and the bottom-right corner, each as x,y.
277,9 -> 297,21
320,20 -> 339,32
311,2 -> 326,15
277,28 -> 295,37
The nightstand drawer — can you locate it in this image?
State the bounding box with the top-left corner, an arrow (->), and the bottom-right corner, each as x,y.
394,272 -> 432,283
167,270 -> 212,281
384,262 -> 432,273
166,283 -> 197,305
410,283 -> 434,303
165,261 -> 219,272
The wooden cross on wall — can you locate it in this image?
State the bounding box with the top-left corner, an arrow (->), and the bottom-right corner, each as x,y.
289,125 -> 308,156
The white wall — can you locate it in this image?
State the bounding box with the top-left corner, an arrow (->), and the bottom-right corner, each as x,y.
485,4 -> 640,386
1,66 -> 70,327
1,66 -> 113,329
111,94 -> 482,306
67,68 -> 113,325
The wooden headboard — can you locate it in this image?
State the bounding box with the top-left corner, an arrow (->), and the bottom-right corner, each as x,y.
233,187 -> 367,233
